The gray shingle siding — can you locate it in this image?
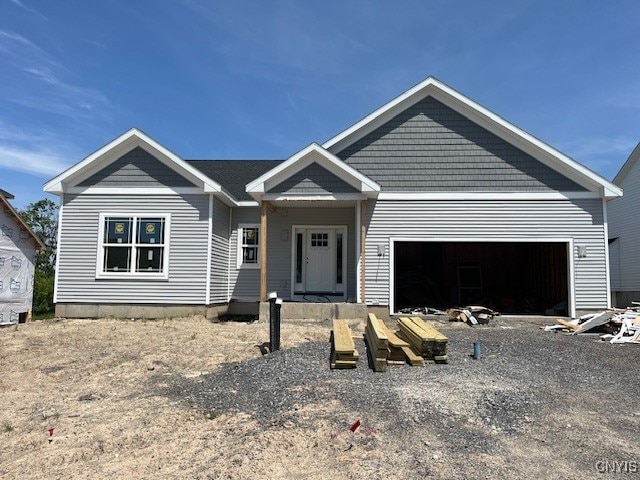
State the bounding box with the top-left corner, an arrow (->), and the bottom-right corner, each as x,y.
337,96 -> 586,192
269,163 -> 360,195
79,147 -> 197,188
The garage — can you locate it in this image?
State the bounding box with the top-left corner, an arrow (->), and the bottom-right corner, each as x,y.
393,241 -> 569,315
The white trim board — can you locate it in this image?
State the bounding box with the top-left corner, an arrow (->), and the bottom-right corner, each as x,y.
322,77 -> 621,199
388,236 -> 576,318
205,194 -> 213,305
246,143 -> 380,198
43,128 -> 241,207
378,192 -> 601,201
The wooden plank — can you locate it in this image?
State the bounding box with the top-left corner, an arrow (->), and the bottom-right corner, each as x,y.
409,317 -> 448,342
556,318 -> 580,331
332,319 -> 356,354
400,345 -> 424,366
364,328 -> 387,372
379,321 -> 409,348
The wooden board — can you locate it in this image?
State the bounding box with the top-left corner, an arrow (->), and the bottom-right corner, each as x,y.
400,345 -> 424,366
332,319 -> 356,354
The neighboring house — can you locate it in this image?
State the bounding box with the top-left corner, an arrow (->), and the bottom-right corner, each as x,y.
608,142 -> 640,306
44,77 -> 621,319
0,189 -> 45,325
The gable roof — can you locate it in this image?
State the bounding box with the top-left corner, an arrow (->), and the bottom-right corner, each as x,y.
43,128 -> 230,200
0,191 -> 45,250
245,143 -> 380,200
186,159 -> 283,202
613,141 -> 640,186
323,76 -> 621,198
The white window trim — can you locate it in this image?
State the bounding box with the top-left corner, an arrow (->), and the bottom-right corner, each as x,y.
237,223 -> 261,269
96,213 -> 171,280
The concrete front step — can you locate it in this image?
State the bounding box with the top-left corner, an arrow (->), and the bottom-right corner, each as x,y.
258,301 -> 367,321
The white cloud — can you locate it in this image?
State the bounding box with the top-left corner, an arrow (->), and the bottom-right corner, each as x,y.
8,0 -> 48,20
0,30 -> 113,118
0,122 -> 77,177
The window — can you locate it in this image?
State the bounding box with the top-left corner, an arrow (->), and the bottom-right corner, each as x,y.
98,215 -> 169,278
310,232 -> 328,247
238,224 -> 260,268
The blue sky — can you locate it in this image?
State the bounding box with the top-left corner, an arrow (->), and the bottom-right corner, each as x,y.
1,0 -> 639,208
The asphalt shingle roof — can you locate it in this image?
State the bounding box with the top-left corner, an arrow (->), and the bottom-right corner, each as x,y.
186,160 -> 283,202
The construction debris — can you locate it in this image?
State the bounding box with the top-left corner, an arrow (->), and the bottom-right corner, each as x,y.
397,306 -> 446,315
330,319 -> 360,369
397,316 -> 448,363
446,306 -> 500,326
544,307 -> 640,344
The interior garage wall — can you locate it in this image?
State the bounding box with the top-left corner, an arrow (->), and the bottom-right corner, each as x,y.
363,198 -> 607,312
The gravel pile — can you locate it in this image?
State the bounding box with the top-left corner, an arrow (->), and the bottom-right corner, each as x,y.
156,321 -> 640,479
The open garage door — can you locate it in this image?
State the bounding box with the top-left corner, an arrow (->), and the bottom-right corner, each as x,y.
393,241 -> 568,315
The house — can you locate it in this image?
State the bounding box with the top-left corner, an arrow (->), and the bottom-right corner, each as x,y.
608,142 -> 640,307
44,77 -> 621,319
0,189 -> 45,325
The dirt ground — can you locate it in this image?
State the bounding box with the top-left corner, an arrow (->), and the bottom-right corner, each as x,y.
1,316 -> 638,479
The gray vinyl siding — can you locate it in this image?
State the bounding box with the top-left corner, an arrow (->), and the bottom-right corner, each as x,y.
78,147 -> 196,187
210,197 -> 230,304
269,163 -> 360,195
364,199 -> 607,311
229,208 -> 260,300
229,207 -> 357,301
57,194 -> 209,304
337,96 -> 586,192
608,159 -> 640,292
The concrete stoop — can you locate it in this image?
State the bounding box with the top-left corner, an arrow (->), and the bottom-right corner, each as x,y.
258,302 -> 368,321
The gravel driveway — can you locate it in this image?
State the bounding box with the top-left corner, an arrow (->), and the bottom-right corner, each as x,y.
159,319 -> 640,479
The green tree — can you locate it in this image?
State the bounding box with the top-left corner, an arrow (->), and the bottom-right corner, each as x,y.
19,199 -> 58,314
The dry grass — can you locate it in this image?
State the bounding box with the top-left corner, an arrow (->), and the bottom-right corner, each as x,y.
0,316 -> 329,479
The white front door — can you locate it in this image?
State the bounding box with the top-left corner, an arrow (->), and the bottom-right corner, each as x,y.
305,230 -> 333,292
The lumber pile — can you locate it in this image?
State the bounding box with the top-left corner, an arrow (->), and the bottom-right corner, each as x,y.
364,314 -> 390,372
330,319 -> 360,369
543,306 -> 640,344
398,316 -> 448,363
446,306 -> 499,325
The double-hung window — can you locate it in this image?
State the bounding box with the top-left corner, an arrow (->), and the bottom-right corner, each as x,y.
98,214 -> 169,279
237,224 -> 260,269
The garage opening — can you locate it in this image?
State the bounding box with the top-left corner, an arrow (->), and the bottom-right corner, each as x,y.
394,241 -> 568,315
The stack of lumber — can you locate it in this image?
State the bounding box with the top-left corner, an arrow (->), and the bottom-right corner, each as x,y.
330,319 -> 360,369
397,316 -> 448,363
364,314 -> 390,372
544,306 -> 640,345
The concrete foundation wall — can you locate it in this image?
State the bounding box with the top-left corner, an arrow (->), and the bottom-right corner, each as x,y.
55,303 -> 208,319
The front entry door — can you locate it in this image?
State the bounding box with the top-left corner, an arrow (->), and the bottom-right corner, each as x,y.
305,230 -> 333,292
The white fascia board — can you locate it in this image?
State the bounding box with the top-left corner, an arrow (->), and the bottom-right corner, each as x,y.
246,143 -> 380,194
44,128 -> 224,196
322,76 -> 620,198
377,191 -> 602,201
